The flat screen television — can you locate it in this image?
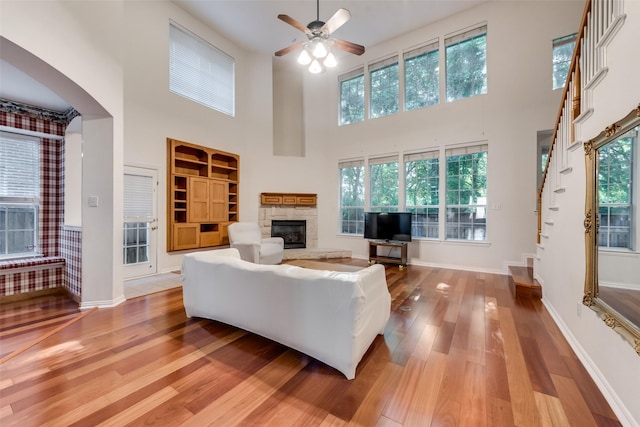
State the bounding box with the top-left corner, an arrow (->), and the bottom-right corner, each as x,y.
364,212 -> 412,242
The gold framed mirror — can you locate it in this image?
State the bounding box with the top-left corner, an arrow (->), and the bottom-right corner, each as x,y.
584,103 -> 640,355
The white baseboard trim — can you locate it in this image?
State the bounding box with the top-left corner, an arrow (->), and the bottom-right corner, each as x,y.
541,299 -> 637,427
79,294 -> 126,310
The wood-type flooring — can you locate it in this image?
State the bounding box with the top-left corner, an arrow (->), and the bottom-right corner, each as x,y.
0,259 -> 621,426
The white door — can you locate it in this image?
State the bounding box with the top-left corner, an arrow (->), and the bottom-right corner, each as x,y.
123,166 -> 158,279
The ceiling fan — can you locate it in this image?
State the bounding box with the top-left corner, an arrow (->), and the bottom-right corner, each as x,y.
275,0 -> 365,72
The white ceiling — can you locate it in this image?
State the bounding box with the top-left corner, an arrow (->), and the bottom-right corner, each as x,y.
0,59 -> 73,113
173,0 -> 485,55
0,0 -> 485,112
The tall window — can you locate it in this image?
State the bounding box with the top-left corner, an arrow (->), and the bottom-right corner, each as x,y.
369,156 -> 399,212
369,56 -> 399,119
0,132 -> 40,258
445,25 -> 487,102
552,33 -> 577,90
405,151 -> 440,238
598,127 -> 636,249
339,160 -> 365,234
169,22 -> 235,116
445,144 -> 488,240
339,68 -> 365,125
404,41 -> 440,111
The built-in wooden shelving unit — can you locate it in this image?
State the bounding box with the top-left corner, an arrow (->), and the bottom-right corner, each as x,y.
167,138 -> 239,251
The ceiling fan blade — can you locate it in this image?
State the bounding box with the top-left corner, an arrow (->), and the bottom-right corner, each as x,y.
277,14 -> 310,34
332,38 -> 365,56
321,8 -> 351,34
275,42 -> 305,57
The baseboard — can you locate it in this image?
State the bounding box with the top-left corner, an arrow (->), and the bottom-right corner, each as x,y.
541,298 -> 638,427
79,294 -> 126,310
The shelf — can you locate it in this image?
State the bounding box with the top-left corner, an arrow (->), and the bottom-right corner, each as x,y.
369,241 -> 408,268
168,138 -> 240,252
260,192 -> 317,206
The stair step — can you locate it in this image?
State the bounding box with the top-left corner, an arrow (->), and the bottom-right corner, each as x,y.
508,265 -> 542,299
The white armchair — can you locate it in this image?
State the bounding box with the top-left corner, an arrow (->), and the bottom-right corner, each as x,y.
227,222 -> 284,264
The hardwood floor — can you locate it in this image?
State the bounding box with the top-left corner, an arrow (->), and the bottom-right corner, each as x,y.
0,260 -> 621,426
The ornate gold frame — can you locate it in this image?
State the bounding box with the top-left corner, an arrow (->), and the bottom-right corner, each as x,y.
583,103 -> 640,356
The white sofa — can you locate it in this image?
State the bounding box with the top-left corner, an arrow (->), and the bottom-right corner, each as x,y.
181,248 -> 391,379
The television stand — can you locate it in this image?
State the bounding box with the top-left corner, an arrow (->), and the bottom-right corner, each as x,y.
368,241 -> 408,269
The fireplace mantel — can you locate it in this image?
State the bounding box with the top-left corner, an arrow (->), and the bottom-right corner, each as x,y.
260,192 -> 316,206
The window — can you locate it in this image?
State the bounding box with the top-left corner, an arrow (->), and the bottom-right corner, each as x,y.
405,151 -> 440,238
369,56 -> 399,118
169,22 -> 235,116
598,127 -> 636,249
445,144 -> 488,240
123,171 -> 154,265
369,155 -> 399,212
552,33 -> 577,90
0,132 -> 40,258
445,25 -> 487,102
339,160 -> 365,234
404,42 -> 440,111
339,68 -> 365,125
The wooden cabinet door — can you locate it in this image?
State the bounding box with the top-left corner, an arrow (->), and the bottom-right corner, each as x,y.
173,224 -> 199,250
188,177 -> 210,223
209,180 -> 228,222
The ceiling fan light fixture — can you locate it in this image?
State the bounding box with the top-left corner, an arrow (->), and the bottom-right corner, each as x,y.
312,39 -> 329,58
297,48 -> 312,65
324,51 -> 337,67
309,59 -> 323,74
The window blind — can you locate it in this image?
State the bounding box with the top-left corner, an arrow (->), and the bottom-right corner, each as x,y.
339,67 -> 364,83
445,144 -> 489,157
124,173 -> 153,220
169,22 -> 235,116
445,144 -> 488,157
404,41 -> 439,61
553,33 -> 577,48
0,132 -> 40,199
404,150 -> 439,162
369,55 -> 399,73
369,154 -> 399,165
445,25 -> 487,47
339,159 -> 364,169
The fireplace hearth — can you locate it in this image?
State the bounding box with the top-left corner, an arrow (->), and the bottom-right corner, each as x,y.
271,220 -> 306,249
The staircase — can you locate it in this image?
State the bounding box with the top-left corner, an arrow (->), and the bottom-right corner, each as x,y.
508,265 -> 542,299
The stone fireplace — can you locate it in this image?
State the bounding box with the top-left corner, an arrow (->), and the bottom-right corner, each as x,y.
259,194 -> 318,249
271,220 -> 306,249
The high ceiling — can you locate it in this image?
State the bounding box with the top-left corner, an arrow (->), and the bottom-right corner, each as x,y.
173,0 -> 485,56
0,0 -> 485,112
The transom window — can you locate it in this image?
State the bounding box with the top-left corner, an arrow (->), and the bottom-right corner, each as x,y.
169,21 -> 235,116
369,155 -> 399,212
339,68 -> 365,125
404,42 -> 440,111
339,159 -> 365,234
0,132 -> 40,258
369,56 -> 399,119
552,33 -> 577,90
405,151 -> 440,238
445,144 -> 488,240
445,25 -> 487,102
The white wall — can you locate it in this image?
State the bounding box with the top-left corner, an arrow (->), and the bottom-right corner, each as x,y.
303,0 -> 584,273
121,1 -> 332,272
536,1 -> 640,425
